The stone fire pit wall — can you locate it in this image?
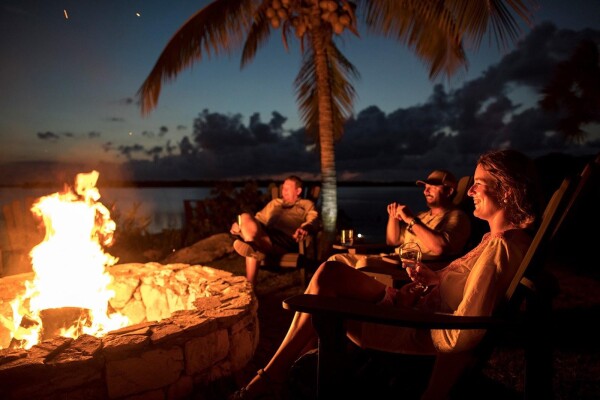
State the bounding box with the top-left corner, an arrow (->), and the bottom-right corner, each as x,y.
0,263 -> 259,400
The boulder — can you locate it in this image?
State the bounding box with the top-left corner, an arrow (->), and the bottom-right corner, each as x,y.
162,233 -> 234,264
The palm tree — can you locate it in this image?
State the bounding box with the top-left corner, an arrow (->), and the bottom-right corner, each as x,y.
137,0 -> 537,250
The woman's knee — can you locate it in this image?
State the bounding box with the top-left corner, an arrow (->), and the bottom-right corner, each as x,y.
309,261 -> 348,293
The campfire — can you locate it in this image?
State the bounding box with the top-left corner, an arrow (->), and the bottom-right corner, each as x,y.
0,172 -> 259,399
3,171 -> 128,349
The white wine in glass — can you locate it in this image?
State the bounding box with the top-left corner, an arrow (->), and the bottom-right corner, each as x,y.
399,242 -> 426,288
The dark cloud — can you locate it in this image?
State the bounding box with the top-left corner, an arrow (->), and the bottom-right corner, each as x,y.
117,143 -> 145,160
102,142 -> 114,152
37,131 -> 60,141
159,126 -> 168,137
116,23 -> 600,182
88,131 -> 101,138
108,117 -> 125,122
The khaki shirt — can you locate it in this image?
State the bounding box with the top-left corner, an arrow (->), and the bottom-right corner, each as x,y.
400,208 -> 471,260
255,198 -> 320,237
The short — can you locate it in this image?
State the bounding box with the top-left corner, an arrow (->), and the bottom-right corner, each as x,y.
262,225 -> 298,252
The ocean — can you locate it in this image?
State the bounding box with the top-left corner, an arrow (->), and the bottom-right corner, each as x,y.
0,185 -> 423,244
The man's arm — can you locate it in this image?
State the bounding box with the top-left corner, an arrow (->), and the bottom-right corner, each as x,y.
255,199 -> 277,226
299,200 -> 320,234
408,209 -> 471,256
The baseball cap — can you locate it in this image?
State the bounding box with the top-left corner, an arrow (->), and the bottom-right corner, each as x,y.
416,169 -> 457,189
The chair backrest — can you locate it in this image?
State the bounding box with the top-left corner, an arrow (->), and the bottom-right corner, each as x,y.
269,182 -> 321,205
452,175 -> 473,208
504,154 -> 598,305
550,153 -> 599,241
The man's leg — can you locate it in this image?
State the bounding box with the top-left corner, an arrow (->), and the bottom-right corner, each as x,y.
245,256 -> 259,286
238,213 -> 273,253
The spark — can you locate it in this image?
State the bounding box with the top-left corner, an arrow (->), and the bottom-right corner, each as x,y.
135,12 -> 141,17
63,9 -> 69,19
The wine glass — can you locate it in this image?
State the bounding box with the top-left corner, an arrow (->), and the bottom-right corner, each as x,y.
399,242 -> 426,289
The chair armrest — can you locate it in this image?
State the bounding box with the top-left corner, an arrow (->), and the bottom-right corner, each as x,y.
282,294 -> 517,330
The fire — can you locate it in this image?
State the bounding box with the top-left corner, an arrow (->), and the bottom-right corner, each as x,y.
3,171 -> 129,349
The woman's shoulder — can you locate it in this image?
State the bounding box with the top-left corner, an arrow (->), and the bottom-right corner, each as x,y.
484,229 -> 532,250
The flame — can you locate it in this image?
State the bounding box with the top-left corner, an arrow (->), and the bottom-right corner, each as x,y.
3,171 -> 129,349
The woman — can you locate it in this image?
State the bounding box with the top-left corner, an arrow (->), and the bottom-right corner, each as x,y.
230,149 -> 542,399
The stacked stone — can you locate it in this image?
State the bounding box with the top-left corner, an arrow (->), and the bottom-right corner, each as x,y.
0,263 -> 259,400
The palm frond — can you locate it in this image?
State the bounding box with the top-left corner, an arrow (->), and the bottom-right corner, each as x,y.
361,0 -> 466,79
448,0 -> 537,50
360,0 -> 537,79
241,1 -> 275,67
295,41 -> 359,144
137,0 -> 256,115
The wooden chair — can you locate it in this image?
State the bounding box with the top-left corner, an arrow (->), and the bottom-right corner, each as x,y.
259,182 -> 322,286
452,175 -> 473,208
282,161 -> 593,399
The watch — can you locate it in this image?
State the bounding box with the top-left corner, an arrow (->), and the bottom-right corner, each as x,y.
407,218 -> 419,231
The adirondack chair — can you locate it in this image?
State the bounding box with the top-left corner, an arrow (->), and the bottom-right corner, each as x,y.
282,162 -> 591,399
259,182 -> 322,286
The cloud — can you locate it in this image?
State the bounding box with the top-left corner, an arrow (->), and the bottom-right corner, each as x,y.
9,23 -> 599,185
37,131 -> 60,141
114,22 -> 599,183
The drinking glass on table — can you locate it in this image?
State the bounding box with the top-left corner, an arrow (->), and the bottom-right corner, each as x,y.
340,229 -> 354,245
399,242 -> 426,289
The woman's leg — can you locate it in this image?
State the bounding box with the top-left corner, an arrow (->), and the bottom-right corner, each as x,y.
239,261 -> 387,396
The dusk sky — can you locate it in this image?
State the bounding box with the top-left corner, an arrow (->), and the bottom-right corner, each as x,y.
1,0 -> 599,184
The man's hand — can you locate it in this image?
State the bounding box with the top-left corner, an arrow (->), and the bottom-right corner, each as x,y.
395,204 -> 415,224
293,228 -> 309,242
230,222 -> 241,236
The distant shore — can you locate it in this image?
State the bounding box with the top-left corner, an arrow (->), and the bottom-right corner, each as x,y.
0,179 -> 416,189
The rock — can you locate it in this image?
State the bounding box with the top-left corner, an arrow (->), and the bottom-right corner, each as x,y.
161,233 -> 234,264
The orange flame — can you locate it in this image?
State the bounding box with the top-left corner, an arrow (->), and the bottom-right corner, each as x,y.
4,171 -> 129,349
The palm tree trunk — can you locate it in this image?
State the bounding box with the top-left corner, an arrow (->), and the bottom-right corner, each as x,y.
311,25 -> 338,257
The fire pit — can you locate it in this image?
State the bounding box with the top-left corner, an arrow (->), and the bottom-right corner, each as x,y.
0,262 -> 259,399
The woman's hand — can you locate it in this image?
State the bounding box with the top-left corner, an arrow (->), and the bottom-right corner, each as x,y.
405,262 -> 439,287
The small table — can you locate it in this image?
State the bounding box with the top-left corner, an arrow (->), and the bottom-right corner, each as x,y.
332,242 -> 394,255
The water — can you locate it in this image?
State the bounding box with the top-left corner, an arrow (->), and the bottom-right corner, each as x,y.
0,185 -> 423,243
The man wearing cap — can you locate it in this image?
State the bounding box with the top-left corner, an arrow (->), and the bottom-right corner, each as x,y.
329,169 -> 471,268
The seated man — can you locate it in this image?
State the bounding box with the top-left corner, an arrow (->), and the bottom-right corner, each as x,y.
330,169 -> 471,268
230,175 -> 320,286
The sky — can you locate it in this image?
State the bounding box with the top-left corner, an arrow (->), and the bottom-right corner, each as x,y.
0,0 -> 599,184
